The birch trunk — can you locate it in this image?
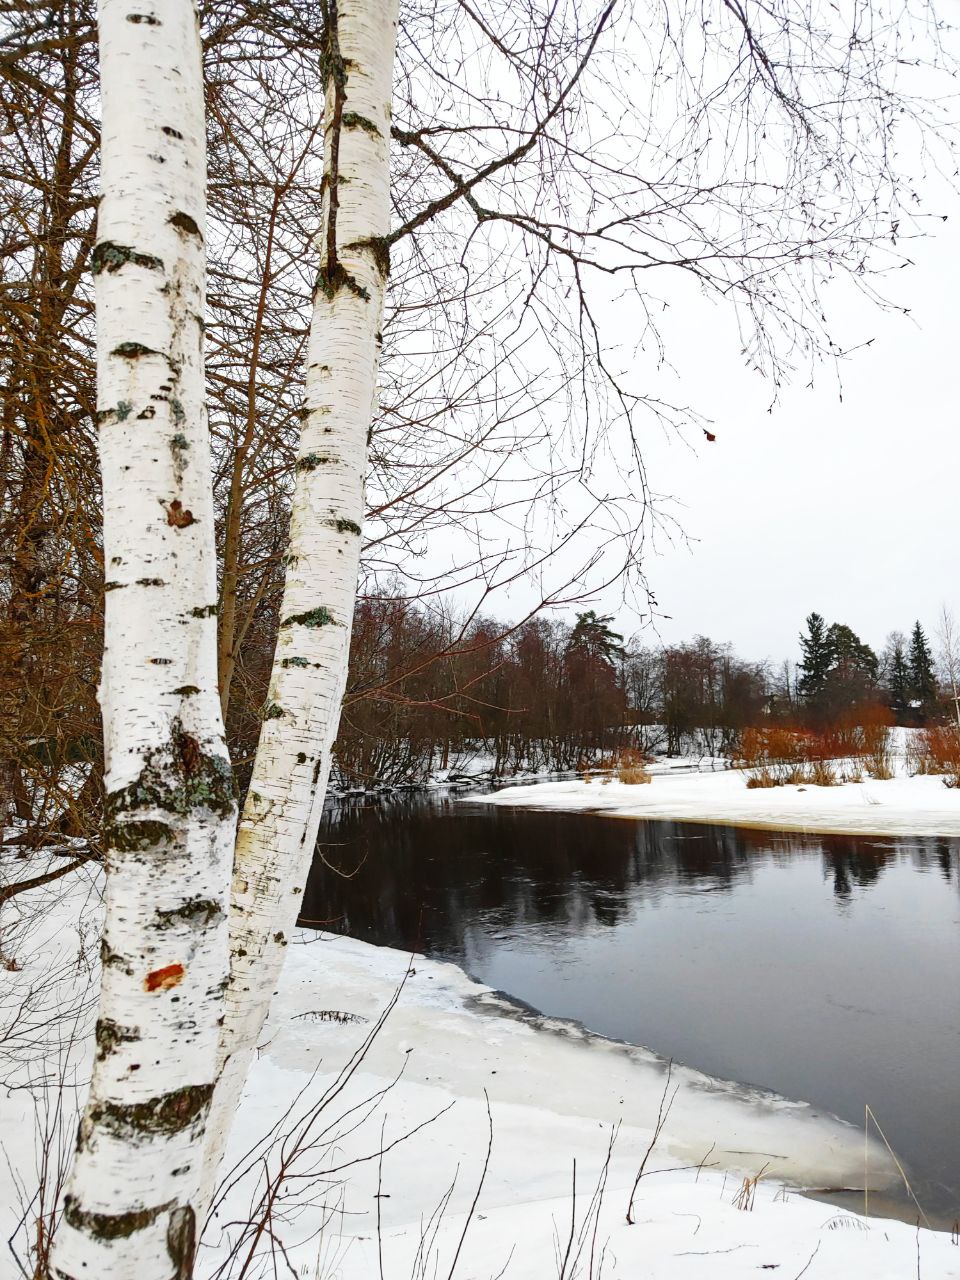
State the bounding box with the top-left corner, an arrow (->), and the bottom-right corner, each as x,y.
51,3 -> 235,1277
199,0 -> 399,1204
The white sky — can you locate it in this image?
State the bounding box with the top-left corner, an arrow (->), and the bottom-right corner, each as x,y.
406,14 -> 959,672
584,209 -> 960,668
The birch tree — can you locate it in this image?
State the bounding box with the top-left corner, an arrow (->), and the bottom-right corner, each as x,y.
198,0 -> 400,1200
937,606 -> 960,731
50,2 -> 235,1276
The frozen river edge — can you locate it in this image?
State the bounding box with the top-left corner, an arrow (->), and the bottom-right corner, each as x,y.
473,760 -> 960,838
208,930 -> 960,1278
4,864 -> 958,1277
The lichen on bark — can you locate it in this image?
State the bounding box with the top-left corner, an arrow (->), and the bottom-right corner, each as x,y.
105,723 -> 236,826
281,606 -> 335,629
88,1082 -> 214,1141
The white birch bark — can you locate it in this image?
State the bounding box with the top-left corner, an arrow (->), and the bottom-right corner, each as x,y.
199,0 -> 399,1205
51,3 -> 235,1277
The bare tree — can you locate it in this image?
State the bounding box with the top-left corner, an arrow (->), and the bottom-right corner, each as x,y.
936,605 -> 960,730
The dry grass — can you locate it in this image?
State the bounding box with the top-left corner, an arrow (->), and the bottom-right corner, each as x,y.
615,748 -> 652,785
737,716 -> 892,789
745,771 -> 778,789
805,759 -> 837,787
618,765 -> 651,785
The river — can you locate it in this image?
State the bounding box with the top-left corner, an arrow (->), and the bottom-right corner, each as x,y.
302,791 -> 960,1223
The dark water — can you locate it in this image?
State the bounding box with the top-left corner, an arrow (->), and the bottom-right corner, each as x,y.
302,793 -> 960,1221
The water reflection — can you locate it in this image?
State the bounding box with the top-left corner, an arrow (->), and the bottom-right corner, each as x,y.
301,795 -> 960,1221
304,794 -> 957,952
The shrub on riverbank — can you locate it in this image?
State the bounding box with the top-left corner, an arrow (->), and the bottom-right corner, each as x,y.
908,725 -> 960,787
736,718 -> 893,788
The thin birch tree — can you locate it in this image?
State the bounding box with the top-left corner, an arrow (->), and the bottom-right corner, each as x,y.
199,0 -> 401,1202
50,2 -> 235,1276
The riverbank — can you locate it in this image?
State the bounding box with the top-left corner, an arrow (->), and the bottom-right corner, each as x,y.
476,762 -> 960,837
200,931 -> 958,1276
4,867 -> 959,1276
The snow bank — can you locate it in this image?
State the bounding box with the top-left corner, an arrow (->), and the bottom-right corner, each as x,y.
200,933 -> 958,1278
3,862 -> 957,1278
475,762 -> 960,837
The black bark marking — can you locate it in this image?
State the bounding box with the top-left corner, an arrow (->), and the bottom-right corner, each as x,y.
175,728 -> 202,775
113,401 -> 133,421
296,452 -> 334,471
314,260 -> 370,302
112,342 -> 158,359
321,4 -> 346,282
106,818 -> 175,852
155,897 -> 223,929
95,1018 -> 141,1061
281,656 -> 311,669
103,581 -> 125,592
262,703 -> 285,720
106,720 -> 236,825
347,235 -> 391,279
342,110 -> 381,136
189,603 -> 217,618
137,405 -> 156,419
169,211 -> 202,238
63,1194 -> 173,1240
127,12 -> 161,23
162,126 -> 184,140
327,517 -> 361,535
136,577 -> 165,586
167,1205 -> 197,1279
92,241 -> 163,274
89,1083 -> 214,1139
101,939 -> 132,973
173,684 -> 200,696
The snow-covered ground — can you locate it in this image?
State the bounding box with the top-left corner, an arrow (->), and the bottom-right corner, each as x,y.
207,934 -> 957,1277
476,759 -> 960,837
3,857 -> 959,1277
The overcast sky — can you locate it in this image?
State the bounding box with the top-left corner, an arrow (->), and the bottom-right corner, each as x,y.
586,206 -> 960,668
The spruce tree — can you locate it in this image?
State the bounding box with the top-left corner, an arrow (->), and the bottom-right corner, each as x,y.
884,632 -> 910,721
909,621 -> 938,715
798,612 -> 832,703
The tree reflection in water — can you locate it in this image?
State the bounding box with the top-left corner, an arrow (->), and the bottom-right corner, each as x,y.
300,794 -> 960,1222
301,794 -> 958,952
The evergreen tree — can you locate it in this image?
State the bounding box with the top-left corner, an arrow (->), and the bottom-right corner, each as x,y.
567,611 -> 625,666
797,612 -> 832,702
909,621 -> 938,715
883,631 -> 910,721
825,622 -> 879,682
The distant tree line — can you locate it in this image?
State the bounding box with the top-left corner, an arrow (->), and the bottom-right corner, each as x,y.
794,612 -> 946,727
331,596 -> 960,786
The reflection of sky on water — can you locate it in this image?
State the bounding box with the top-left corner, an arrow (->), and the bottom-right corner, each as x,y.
304,796 -> 960,1218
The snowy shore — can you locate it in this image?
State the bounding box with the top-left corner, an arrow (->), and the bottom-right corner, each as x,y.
4,867 -> 959,1276
199,932 -> 959,1277
475,761 -> 960,837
